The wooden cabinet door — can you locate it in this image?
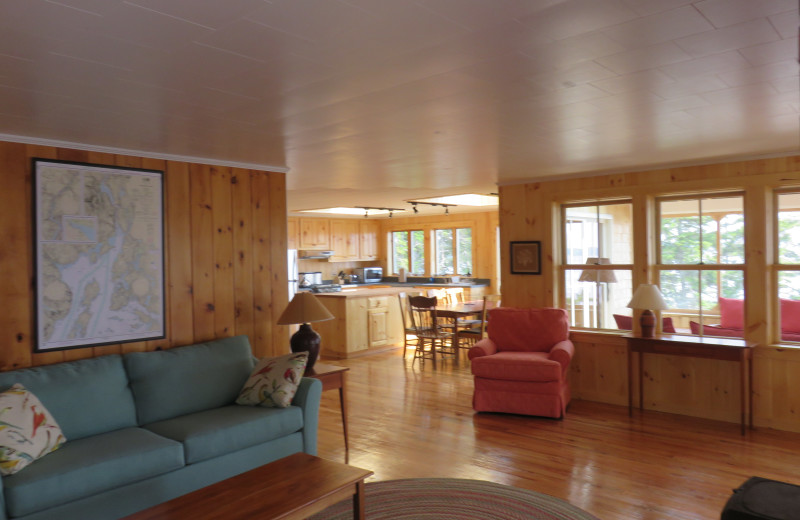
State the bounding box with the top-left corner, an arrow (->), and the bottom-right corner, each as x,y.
287,217 -> 298,250
359,220 -> 379,260
298,218 -> 330,250
345,298 -> 369,352
330,219 -> 360,261
368,308 -> 389,347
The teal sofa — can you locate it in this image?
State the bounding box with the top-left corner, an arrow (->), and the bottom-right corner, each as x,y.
0,336 -> 322,520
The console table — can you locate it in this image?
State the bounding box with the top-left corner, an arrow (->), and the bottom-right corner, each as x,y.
308,363 -> 350,462
623,333 -> 754,435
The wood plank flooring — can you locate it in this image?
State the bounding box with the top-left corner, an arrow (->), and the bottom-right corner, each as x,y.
315,348 -> 800,520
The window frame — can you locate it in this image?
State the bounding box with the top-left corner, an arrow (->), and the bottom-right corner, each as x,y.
390,229 -> 425,275
433,226 -> 473,276
560,199 -> 634,331
655,192 -> 745,337
773,188 -> 800,344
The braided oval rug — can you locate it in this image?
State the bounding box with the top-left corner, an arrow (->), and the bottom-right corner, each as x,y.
309,478 -> 600,520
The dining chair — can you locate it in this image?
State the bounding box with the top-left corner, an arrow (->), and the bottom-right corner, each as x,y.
397,292 -> 418,359
457,294 -> 502,353
408,295 -> 454,368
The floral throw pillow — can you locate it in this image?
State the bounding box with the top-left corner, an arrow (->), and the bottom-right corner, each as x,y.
0,384 -> 66,476
236,352 -> 308,408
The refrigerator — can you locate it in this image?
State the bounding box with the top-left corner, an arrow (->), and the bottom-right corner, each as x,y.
288,249 -> 299,301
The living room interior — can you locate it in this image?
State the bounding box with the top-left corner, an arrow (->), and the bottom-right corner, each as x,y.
2,1 -> 800,519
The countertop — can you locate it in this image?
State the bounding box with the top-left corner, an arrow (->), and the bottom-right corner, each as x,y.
309,280 -> 488,298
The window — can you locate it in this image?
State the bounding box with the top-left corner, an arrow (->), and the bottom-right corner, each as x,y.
776,191 -> 800,342
562,202 -> 633,330
391,230 -> 424,275
434,227 -> 472,275
657,194 -> 744,336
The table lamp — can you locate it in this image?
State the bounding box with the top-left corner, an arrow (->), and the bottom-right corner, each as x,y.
577,257 -> 618,284
277,292 -> 334,371
627,284 -> 668,338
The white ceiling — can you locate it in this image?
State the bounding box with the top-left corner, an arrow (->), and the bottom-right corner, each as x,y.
1,0 -> 798,217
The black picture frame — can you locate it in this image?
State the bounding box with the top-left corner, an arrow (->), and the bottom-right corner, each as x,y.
32,158 -> 166,352
510,241 -> 541,275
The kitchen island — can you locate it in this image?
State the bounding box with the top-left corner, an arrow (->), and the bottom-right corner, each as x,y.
312,283 -> 489,359
314,286 -> 412,359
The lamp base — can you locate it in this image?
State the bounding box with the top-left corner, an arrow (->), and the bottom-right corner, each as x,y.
640,309 -> 656,338
290,323 -> 321,371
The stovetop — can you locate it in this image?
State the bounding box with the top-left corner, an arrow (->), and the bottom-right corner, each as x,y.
310,284 -> 342,293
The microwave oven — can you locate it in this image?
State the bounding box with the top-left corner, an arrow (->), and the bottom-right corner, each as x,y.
354,267 -> 382,283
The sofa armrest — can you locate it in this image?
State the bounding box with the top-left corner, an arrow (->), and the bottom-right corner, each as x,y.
468,338 -> 498,360
549,340 -> 575,374
291,377 -> 322,456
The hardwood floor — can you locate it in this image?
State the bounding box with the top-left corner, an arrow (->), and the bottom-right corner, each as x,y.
315,347 -> 800,519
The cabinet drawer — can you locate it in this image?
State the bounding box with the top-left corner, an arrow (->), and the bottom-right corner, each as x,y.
367,296 -> 389,309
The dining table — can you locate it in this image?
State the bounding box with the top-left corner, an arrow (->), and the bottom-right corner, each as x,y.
436,300 -> 485,360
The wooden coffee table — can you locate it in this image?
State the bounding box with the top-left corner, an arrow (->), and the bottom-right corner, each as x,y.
122,452 -> 373,520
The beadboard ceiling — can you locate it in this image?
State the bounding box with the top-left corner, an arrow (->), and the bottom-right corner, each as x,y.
1,1 -> 798,216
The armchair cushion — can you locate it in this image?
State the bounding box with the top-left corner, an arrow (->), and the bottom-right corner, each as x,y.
471,352 -> 560,382
487,307 -> 569,352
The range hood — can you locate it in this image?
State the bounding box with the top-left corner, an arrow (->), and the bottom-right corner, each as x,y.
299,250 -> 334,259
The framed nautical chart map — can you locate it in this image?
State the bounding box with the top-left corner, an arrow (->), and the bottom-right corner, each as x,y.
33,159 -> 165,352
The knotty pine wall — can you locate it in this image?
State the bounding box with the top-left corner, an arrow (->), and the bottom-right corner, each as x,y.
499,155 -> 800,433
0,140 -> 289,370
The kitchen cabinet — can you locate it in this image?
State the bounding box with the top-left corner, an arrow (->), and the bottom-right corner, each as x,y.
287,217 -> 298,250
298,218 -> 330,250
359,220 -> 379,260
314,288 -> 405,358
330,219 -> 360,261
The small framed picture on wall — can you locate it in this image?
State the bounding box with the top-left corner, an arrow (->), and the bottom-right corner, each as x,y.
510,241 -> 541,275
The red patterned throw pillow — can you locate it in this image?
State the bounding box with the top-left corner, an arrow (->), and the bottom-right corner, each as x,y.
236,352 -> 308,408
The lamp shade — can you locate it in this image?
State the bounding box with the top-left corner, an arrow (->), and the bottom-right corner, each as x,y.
627,284 -> 668,310
577,257 -> 618,283
277,292 -> 334,325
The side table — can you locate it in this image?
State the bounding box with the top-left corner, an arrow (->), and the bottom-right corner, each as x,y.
308,362 -> 350,462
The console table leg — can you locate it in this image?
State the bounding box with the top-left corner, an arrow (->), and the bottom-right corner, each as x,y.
354,480 -> 366,520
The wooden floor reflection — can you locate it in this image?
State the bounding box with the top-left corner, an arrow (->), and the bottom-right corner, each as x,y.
315,348 -> 800,520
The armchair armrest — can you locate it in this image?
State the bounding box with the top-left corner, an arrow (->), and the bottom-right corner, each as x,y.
468,338 -> 498,360
548,340 -> 575,373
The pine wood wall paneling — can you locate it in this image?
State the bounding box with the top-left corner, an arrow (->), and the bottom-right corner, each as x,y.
501,156 -> 800,431
0,142 -> 35,370
0,140 -> 287,371
165,161 -> 195,348
231,168 -> 256,343
250,171 -> 273,358
189,164 -> 216,343
210,166 -> 236,339
267,171 -> 289,357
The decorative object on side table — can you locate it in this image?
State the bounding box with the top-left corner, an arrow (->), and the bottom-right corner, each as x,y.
277,292 -> 335,371
627,284 -> 668,338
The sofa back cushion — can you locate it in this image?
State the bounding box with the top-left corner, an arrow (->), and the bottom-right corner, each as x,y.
124,336 -> 255,425
0,355 -> 137,440
718,297 -> 744,329
780,299 -> 800,334
487,307 -> 569,352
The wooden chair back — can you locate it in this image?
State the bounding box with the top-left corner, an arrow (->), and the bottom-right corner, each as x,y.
408,295 -> 443,335
445,287 -> 465,304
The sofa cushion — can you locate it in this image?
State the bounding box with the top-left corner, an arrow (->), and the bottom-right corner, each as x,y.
124,336 -> 255,424
780,298 -> 800,333
471,351 -> 561,382
719,297 -> 744,329
144,404 -> 303,464
690,321 -> 744,338
0,355 -> 137,440
487,307 -> 569,352
3,427 -> 184,518
237,352 -> 308,408
0,384 -> 66,476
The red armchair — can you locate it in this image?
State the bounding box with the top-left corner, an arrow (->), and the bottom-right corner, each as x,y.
468,307 -> 574,418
